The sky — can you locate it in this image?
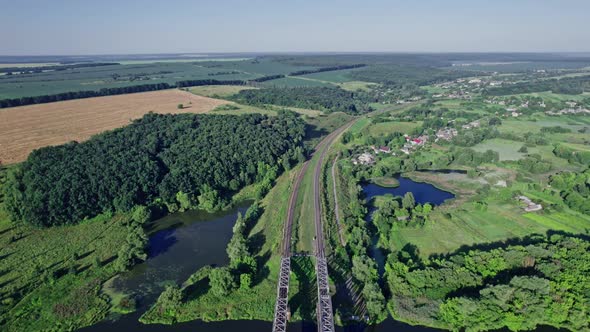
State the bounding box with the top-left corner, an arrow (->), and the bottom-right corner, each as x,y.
1,0 -> 589,55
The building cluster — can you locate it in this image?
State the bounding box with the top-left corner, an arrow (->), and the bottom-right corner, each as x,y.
435,127 -> 458,141
546,108 -> 590,116
461,120 -> 481,130
352,152 -> 375,166
370,145 -> 393,154
517,195 -> 543,212
400,134 -> 428,154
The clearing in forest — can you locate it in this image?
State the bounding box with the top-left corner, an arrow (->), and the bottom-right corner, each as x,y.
0,89 -> 229,164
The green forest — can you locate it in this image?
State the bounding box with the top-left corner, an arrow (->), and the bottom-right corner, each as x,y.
3,111 -> 306,227
229,86 -> 372,114
386,233 -> 590,331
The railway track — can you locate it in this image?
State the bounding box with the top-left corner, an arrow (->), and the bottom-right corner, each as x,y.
272,120 -> 355,332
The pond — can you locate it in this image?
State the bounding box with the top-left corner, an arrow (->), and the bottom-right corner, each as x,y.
363,174 -> 455,206
79,202 -> 252,332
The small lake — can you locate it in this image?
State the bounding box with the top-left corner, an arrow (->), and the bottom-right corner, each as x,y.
363,174 -> 455,206
79,203 -> 251,332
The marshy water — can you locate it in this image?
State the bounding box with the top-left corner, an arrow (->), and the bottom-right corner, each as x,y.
80,174 -> 557,331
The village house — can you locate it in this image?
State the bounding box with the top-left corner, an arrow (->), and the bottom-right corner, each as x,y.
517,196 -> 543,212
378,146 -> 391,154
436,127 -> 458,141
352,152 -> 375,166
462,120 -> 481,130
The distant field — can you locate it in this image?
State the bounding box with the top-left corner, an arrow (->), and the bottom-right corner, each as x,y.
188,85 -> 257,98
340,81 -> 377,91
0,62 -> 59,68
507,91 -> 590,102
498,116 -> 589,134
117,57 -> 251,65
299,68 -> 362,83
472,138 -> 528,161
0,59 -> 311,99
0,89 -> 228,164
260,76 -> 334,87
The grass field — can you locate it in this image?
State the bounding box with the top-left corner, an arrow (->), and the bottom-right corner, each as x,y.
0,204 -> 130,331
472,138 -> 585,169
292,157 -> 317,253
188,85 -> 257,98
507,91 -> 590,103
368,121 -> 423,136
498,116 -> 589,135
0,89 -> 228,164
390,196 -> 590,260
298,68 -> 364,83
472,138 -> 531,161
260,76 -> 334,87
384,167 -> 590,260
339,81 -> 377,91
0,62 -> 59,68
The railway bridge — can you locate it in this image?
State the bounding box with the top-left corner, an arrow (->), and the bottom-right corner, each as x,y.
272,123 -> 352,332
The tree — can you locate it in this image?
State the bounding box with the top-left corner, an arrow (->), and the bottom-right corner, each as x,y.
131,205 -> 151,224
177,103 -> 183,109
518,145 -> 528,153
209,267 -> 237,296
157,284 -> 182,313
363,282 -> 387,320
197,185 -> 219,212
176,191 -> 194,211
239,273 -> 252,290
226,234 -> 249,264
402,192 -> 415,209
488,117 -> 502,126
423,203 -> 433,215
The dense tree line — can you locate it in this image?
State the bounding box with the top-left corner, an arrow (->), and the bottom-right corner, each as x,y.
3,111 -> 306,227
540,126 -> 571,134
175,79 -> 246,88
0,83 -> 173,108
550,167 -> 590,214
553,144 -> 590,165
288,64 -> 366,76
249,74 -> 285,82
386,233 -> 590,331
451,127 -> 499,147
229,87 -> 372,114
336,163 -> 388,321
484,75 -> 590,96
215,202 -> 263,293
